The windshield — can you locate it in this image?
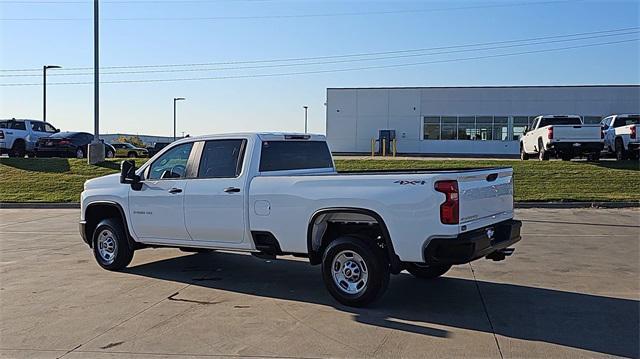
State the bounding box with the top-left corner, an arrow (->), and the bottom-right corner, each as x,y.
539,117 -> 582,127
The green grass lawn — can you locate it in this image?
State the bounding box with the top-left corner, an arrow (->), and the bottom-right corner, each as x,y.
1,157 -> 638,203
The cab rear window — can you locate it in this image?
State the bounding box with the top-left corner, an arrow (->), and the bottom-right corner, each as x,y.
259,141 -> 333,172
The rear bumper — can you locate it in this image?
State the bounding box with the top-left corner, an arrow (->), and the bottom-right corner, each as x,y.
424,219 -> 522,265
547,141 -> 603,154
628,142 -> 640,151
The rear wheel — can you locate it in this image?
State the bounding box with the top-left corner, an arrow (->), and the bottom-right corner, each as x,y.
106,149 -> 115,158
561,154 -> 572,161
321,236 -> 389,307
406,263 -> 452,279
538,140 -> 549,161
615,138 -> 627,160
92,218 -> 134,270
76,147 -> 85,158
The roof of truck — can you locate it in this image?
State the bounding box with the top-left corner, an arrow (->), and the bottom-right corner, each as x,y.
177,132 -> 327,142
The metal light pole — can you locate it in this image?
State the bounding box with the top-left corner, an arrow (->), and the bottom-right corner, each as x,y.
303,106 -> 308,134
88,0 -> 104,164
173,97 -> 185,141
43,65 -> 61,122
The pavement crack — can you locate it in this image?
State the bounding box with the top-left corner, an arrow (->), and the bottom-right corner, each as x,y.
167,291 -> 223,305
99,341 -> 124,349
469,263 -> 504,359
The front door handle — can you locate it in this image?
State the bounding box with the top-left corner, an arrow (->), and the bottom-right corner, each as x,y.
224,187 -> 240,193
168,188 -> 183,194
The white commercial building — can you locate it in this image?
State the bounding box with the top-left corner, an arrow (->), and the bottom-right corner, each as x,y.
325,85 -> 640,156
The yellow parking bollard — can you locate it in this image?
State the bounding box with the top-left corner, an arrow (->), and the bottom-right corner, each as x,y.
392,138 -> 397,157
382,138 -> 386,157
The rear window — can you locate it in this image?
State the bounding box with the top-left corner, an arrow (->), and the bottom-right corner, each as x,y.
539,117 -> 582,127
618,116 -> 640,127
0,120 -> 26,130
259,140 -> 333,172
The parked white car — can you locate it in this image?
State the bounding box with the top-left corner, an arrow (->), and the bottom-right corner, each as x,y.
601,114 -> 639,160
520,115 -> 603,161
0,118 -> 59,157
80,133 -> 522,307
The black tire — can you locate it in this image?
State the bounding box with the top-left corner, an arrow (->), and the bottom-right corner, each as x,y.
519,144 -> 528,160
587,153 -> 600,162
106,149 -> 115,158
615,139 -> 627,161
75,147 -> 85,159
406,263 -> 452,279
92,218 -> 134,271
321,236 -> 390,307
128,152 -> 137,158
560,154 -> 572,161
9,141 -> 26,158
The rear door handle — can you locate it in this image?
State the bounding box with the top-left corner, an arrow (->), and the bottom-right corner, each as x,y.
224,187 -> 240,193
168,188 -> 183,194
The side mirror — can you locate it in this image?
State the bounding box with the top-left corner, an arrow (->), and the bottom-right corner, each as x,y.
120,160 -> 141,189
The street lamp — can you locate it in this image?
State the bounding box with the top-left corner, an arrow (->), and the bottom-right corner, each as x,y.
43,65 -> 61,122
303,106 -> 308,134
173,97 -> 186,141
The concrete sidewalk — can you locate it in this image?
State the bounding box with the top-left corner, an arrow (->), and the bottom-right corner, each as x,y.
0,208 -> 638,358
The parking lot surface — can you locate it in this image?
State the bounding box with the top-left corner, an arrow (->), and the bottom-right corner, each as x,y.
0,208 -> 638,359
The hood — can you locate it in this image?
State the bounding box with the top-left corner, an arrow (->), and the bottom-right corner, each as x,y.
84,173 -> 120,190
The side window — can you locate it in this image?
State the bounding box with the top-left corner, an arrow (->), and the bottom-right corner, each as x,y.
148,142 -> 193,180
44,123 -> 57,133
31,122 -> 45,132
197,139 -> 246,178
10,121 -> 26,130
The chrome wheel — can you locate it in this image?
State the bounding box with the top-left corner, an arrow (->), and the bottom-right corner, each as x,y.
76,148 -> 84,158
331,250 -> 369,295
97,229 -> 118,265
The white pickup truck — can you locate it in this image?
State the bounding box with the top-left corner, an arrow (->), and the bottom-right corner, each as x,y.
601,114 -> 639,160
80,133 -> 521,306
520,115 -> 604,161
0,118 -> 60,157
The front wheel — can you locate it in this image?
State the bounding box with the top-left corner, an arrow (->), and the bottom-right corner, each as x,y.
615,139 -> 627,161
321,236 -> 389,307
92,218 -> 134,270
106,149 -> 115,158
406,263 -> 452,279
519,145 -> 528,160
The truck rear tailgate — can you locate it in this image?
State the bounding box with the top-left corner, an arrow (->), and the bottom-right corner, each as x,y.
551,124 -> 602,142
457,168 -> 514,231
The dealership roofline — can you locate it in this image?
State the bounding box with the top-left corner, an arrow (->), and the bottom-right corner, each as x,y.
327,84 -> 640,90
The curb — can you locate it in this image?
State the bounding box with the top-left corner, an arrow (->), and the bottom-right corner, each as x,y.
0,203 -> 80,209
2,202 -> 638,210
514,201 -> 639,209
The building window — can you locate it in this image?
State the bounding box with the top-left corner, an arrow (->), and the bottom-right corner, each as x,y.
493,116 -> 508,141
476,116 -> 493,141
423,116 -> 440,140
458,116 -> 475,140
513,116 -> 530,140
441,116 -> 457,140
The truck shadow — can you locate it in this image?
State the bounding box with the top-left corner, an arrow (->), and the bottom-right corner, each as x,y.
123,251 -> 639,358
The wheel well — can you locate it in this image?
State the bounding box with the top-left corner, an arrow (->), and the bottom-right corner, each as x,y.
85,203 -> 136,248
12,138 -> 25,148
307,208 -> 401,273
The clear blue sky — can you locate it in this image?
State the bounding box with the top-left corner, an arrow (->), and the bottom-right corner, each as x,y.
1,0 -> 638,137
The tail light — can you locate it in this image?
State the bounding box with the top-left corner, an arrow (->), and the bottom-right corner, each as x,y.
547,127 -> 554,140
435,180 -> 459,225
59,139 -> 71,145
631,126 -> 637,140
0,130 -> 4,140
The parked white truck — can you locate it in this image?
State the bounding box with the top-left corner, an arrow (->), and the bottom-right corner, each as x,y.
601,114 -> 639,160
80,133 -> 522,306
520,115 -> 603,161
0,118 -> 59,157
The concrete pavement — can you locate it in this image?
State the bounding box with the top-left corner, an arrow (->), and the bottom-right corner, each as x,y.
0,208 -> 638,358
